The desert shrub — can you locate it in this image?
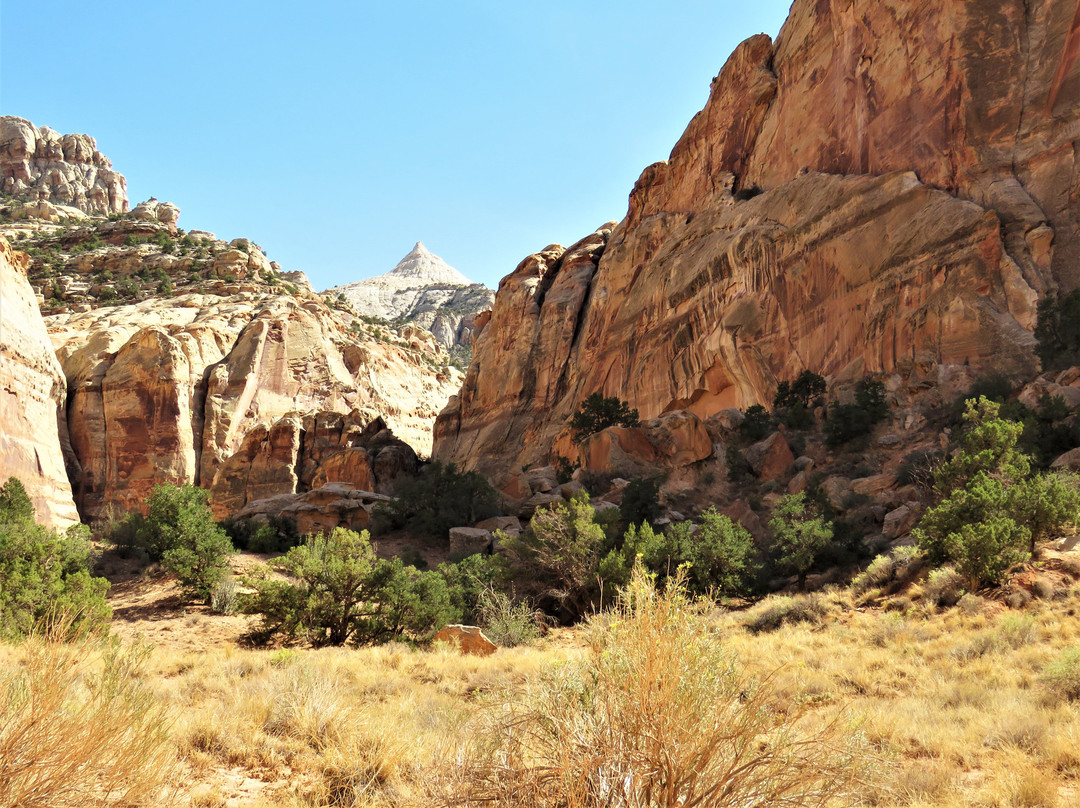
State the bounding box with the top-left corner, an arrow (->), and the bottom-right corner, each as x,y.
896,447 -> 942,489
437,552 -> 510,624
825,378 -> 889,446
553,454 -> 579,484
744,593 -> 832,633
376,461 -> 500,539
0,627 -> 177,807
209,574 -> 239,615
246,527 -> 458,646
922,566 -> 965,607
1035,288 -> 1080,371
221,514 -> 300,554
915,398 -> 1080,587
112,483 -> 234,600
769,492 -> 833,589
1041,647 -> 1080,702
783,401 -> 815,430
0,477 -> 110,639
851,546 -> 922,595
476,587 -> 540,647
726,444 -> 752,483
619,475 -> 663,529
569,393 -> 640,442
499,493 -> 612,621
739,403 -> 774,441
460,566 -> 864,806
617,509 -> 759,597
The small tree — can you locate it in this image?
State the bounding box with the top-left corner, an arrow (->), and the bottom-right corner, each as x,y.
499,493 -> 611,620
739,404 -> 774,441
115,483 -> 234,601
570,393 -> 640,443
769,492 -> 833,589
377,462 -> 500,539
0,477 -> 110,639
915,398 -> 1080,586
774,370 -> 827,409
247,527 -> 458,646
619,476 -> 663,530
1035,289 -> 1080,371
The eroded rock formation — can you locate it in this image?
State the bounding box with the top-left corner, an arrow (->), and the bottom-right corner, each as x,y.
0,236 -> 79,526
435,0 -> 1079,478
49,293 -> 454,520
0,117 -> 128,216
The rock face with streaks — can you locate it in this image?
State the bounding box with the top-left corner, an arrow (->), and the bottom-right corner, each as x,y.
49,293 -> 455,520
0,117 -> 128,216
435,0 -> 1080,477
0,236 -> 79,526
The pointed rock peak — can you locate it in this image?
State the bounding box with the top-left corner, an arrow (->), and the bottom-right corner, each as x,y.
388,241 -> 474,286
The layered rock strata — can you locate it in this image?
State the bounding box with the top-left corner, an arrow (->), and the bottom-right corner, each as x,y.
0,236 -> 79,526
435,0 -> 1079,477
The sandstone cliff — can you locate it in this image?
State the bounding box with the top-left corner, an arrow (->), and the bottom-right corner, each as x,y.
326,242 -> 494,353
434,0 -> 1080,478
0,236 -> 79,526
0,117 -> 128,216
1,137 -> 463,523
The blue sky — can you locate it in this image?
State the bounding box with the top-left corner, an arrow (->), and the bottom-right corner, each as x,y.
2,1 -> 791,290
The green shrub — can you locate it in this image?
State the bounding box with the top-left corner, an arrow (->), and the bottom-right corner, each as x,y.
726,444 -> 751,482
112,483 -> 234,600
245,527 -> 457,646
210,575 -> 239,615
619,476 -> 663,529
221,514 -> 300,554
499,493 -> 611,621
915,398 -> 1079,588
744,593 -> 830,633
569,393 -> 640,443
376,461 -> 500,539
769,492 -> 833,589
437,552 -> 510,624
739,404 -> 774,441
0,477 -> 110,639
825,378 -> 888,446
1041,647 -> 1080,702
922,566 -> 965,607
1035,289 -> 1080,371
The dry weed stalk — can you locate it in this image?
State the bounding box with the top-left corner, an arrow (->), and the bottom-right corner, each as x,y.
0,621 -> 178,807
454,566 -> 866,807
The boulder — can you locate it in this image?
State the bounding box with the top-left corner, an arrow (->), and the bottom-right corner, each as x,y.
1051,448 -> 1080,471
449,527 -> 493,557
433,625 -> 497,656
883,504 -> 918,540
821,476 -> 852,511
744,432 -> 794,481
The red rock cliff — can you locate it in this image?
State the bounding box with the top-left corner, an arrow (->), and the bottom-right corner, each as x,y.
434,0 -> 1079,476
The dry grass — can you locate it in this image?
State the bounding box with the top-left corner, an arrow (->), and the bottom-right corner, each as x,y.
6,561 -> 1080,806
0,627 -> 178,807
451,568 -> 867,807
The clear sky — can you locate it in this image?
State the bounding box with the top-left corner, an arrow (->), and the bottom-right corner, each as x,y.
1,1 -> 792,290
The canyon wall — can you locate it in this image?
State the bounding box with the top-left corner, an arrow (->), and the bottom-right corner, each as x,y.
434,0 -> 1080,476
0,237 -> 79,526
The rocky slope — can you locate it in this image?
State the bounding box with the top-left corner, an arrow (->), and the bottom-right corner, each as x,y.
0,130 -> 464,524
0,116 -> 128,216
0,237 -> 80,527
326,242 -> 494,354
434,0 -> 1080,481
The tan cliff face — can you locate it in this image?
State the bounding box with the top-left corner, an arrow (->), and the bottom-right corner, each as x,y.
434,0 -> 1078,477
0,237 -> 79,526
47,293 -> 460,521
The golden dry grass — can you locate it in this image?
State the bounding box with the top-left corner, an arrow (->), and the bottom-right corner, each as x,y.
5,565 -> 1080,806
